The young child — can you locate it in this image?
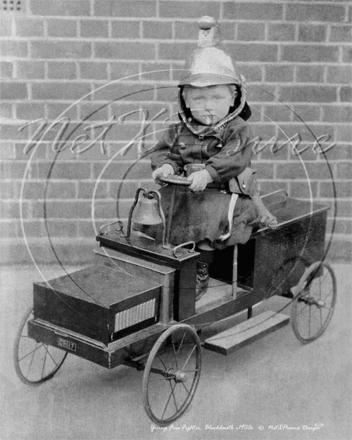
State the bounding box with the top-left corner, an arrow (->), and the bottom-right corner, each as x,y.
150,17 -> 277,298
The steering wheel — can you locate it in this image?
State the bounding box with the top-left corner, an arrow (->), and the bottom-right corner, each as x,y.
158,175 -> 191,186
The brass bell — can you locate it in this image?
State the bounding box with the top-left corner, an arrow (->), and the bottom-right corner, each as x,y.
133,192 -> 163,225
126,188 -> 166,246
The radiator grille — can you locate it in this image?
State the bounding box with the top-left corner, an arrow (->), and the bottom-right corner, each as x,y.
114,299 -> 156,332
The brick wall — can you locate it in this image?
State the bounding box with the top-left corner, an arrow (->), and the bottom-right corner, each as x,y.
1,0 -> 351,265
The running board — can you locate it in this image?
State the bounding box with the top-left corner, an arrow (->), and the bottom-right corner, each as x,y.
203,311 -> 290,356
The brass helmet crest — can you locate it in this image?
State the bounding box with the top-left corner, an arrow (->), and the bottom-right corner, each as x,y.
179,16 -> 243,88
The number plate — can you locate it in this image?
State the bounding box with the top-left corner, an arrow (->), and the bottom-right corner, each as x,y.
58,337 -> 76,352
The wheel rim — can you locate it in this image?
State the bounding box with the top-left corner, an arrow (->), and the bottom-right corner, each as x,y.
14,307 -> 68,385
142,324 -> 202,426
291,262 -> 336,343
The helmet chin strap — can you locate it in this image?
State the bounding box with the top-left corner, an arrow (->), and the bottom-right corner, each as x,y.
212,75 -> 247,132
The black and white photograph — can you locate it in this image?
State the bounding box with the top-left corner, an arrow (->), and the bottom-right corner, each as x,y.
0,1 -> 351,439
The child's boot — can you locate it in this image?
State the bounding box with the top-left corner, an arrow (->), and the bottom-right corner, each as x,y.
252,193 -> 278,228
196,260 -> 209,300
195,246 -> 214,300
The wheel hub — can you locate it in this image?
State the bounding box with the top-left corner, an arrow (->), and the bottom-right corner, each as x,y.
175,371 -> 187,383
299,295 -> 325,308
168,368 -> 187,383
316,299 -> 325,308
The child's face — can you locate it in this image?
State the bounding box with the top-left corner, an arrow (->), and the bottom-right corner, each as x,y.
183,85 -> 236,125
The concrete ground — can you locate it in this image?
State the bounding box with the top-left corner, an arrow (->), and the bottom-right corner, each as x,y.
0,263 -> 351,440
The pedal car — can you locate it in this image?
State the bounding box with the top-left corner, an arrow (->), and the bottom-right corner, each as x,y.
14,185 -> 336,426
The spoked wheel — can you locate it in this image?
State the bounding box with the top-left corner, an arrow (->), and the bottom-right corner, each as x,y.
14,306 -> 68,385
291,262 -> 337,344
142,324 -> 202,426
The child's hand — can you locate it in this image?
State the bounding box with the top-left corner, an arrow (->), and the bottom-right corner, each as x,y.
152,164 -> 174,181
188,169 -> 213,192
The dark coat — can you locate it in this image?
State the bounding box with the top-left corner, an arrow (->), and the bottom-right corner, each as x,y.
151,116 -> 253,185
149,116 -> 258,249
